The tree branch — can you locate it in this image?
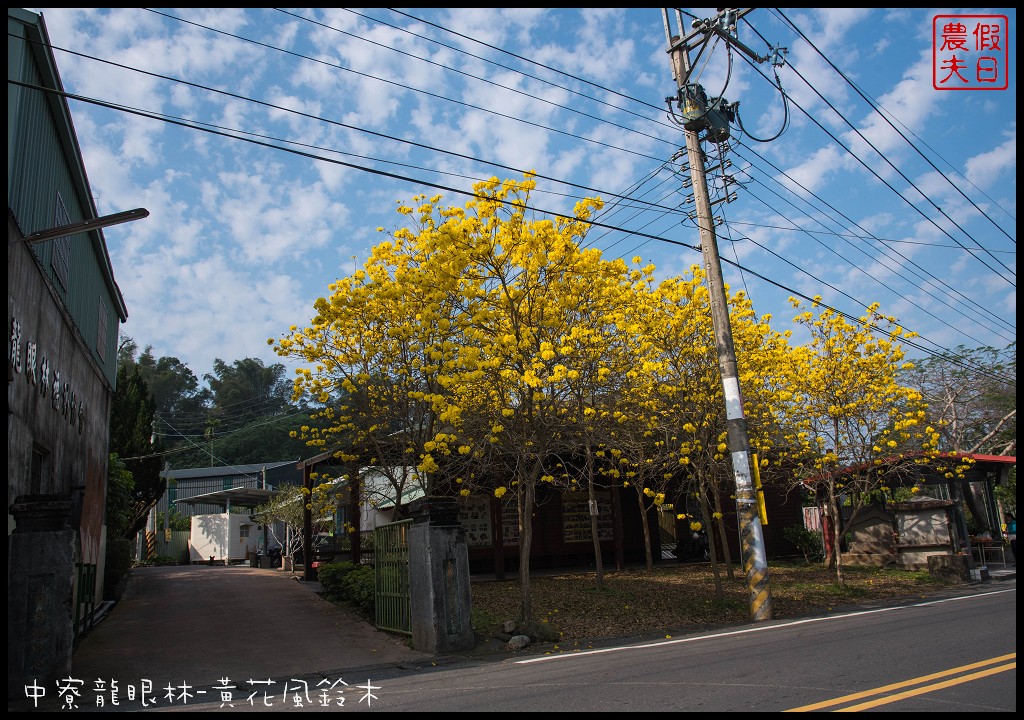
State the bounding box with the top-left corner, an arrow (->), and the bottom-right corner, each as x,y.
968,408 -> 1017,455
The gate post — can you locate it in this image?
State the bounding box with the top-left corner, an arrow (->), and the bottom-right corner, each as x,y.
407,497 -> 474,653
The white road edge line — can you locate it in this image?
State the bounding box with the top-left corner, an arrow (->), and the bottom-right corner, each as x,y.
514,588 -> 1015,665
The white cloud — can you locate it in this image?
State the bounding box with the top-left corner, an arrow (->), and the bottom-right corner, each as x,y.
964,131 -> 1016,187
24,7 -> 1015,377
778,145 -> 843,196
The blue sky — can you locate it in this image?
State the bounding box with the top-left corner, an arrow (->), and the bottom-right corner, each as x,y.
30,8 -> 1016,384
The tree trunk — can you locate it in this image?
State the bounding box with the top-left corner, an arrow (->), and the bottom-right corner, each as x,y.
518,457 -> 543,623
701,496 -> 723,600
711,481 -> 735,580
828,495 -> 846,585
585,447 -> 604,590
636,488 -> 654,571
821,503 -> 835,569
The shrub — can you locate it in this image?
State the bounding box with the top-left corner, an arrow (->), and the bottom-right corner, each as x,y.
317,561 -> 375,617
104,538 -> 134,598
340,564 -> 376,617
783,524 -> 824,563
140,554 -> 179,567
317,561 -> 357,600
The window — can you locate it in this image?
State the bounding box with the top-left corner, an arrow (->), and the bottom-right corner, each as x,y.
51,193 -> 71,291
30,444 -> 51,495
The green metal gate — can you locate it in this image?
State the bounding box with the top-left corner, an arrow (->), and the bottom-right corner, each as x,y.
374,519 -> 412,635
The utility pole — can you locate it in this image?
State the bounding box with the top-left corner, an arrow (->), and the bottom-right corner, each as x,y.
662,8 -> 781,622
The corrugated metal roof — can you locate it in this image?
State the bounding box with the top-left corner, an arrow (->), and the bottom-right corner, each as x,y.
162,460 -> 299,481
174,486 -> 279,510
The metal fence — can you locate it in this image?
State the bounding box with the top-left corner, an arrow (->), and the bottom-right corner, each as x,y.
136,529 -> 192,563
156,530 -> 191,563
374,519 -> 412,635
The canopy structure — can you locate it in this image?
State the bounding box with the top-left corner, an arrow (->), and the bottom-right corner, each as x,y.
174,486 -> 280,513
175,487 -> 282,566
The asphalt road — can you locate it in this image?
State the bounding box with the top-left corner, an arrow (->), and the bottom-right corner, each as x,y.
22,564 -> 431,712
306,582 -> 1018,713
20,566 -> 1015,712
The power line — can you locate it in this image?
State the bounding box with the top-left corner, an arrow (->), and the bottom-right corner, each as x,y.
730,153 -> 1016,345
37,8 -> 1007,327
382,7 -> 669,116
736,18 -> 1015,287
729,143 -> 1016,336
15,12 -> 1013,380
29,37 -> 687,217
31,80 -> 1004,384
769,8 -> 1016,246
142,9 -> 674,165
270,8 -> 678,145
720,220 -> 1016,254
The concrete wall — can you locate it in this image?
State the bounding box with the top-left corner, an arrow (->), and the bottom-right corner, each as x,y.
8,213 -> 114,593
894,500 -> 956,570
847,506 -> 897,556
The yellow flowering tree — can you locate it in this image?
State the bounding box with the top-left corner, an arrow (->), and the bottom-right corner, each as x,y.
642,270 -> 730,586
276,174 -> 655,621
780,298 -> 939,584
271,192 -> 478,514
550,257 -> 654,589
596,274 -> 695,574
627,271 -> 793,595
438,176 -> 644,621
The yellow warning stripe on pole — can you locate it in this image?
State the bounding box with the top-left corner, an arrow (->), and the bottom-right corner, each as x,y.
752,452 -> 768,526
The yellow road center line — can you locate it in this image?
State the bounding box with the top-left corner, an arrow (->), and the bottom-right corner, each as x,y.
785,653 -> 1016,712
835,663 -> 1016,711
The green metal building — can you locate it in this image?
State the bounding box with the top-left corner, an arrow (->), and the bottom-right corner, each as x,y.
8,7 -> 131,701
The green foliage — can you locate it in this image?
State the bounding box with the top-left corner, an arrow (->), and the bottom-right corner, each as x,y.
317,561 -> 358,600
120,337 -> 314,468
135,345 -> 210,419
187,414 -> 313,466
319,565 -> 376,618
104,537 -> 134,594
139,554 -> 180,566
340,564 -> 376,617
156,509 -> 192,532
783,524 -> 824,563
205,357 -> 291,417
109,365 -> 165,537
318,561 -> 375,618
105,454 -> 136,539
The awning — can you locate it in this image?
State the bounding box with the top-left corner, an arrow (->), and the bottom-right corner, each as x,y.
174,486 -> 280,511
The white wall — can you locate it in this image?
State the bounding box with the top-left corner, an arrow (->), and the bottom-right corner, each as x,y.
189,513 -> 273,562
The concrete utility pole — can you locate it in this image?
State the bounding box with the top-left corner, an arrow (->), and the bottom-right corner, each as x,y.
662,7 -> 777,621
